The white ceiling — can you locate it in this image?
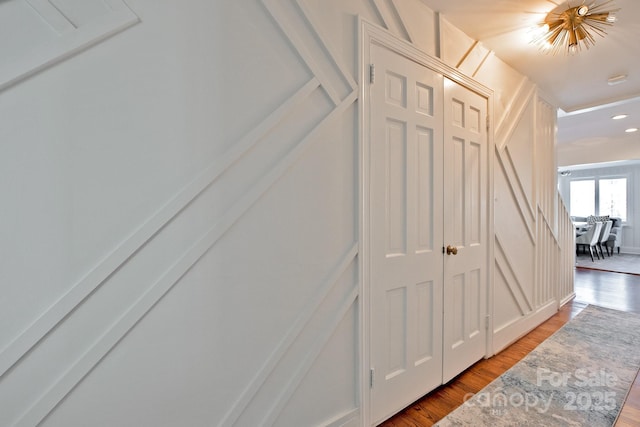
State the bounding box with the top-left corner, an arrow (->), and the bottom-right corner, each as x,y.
420,0 -> 640,146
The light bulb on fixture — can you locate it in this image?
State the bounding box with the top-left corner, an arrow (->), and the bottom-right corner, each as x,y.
534,0 -> 620,54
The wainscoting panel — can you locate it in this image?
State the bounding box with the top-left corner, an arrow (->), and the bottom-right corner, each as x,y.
438,17 -> 482,72
1,0 -> 361,424
490,84 -> 572,352
0,0 -> 573,425
437,20 -> 568,355
0,0 -> 139,91
391,0 -> 437,56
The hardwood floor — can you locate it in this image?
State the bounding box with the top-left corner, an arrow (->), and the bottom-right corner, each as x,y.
380,268 -> 640,426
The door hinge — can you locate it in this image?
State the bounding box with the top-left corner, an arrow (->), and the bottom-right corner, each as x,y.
485,315 -> 490,332
486,115 -> 490,132
369,64 -> 375,84
370,368 -> 375,388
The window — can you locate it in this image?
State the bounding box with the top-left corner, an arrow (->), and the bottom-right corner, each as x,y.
569,177 -> 627,221
570,180 -> 595,217
599,178 -> 627,221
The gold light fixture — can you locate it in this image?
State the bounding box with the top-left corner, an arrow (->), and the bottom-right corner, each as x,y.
536,1 -> 619,54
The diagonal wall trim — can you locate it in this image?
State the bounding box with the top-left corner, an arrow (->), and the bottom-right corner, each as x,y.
469,46 -> 492,79
455,40 -> 481,70
0,77 -> 321,380
14,88 -> 358,427
263,0 -> 352,106
495,79 -> 535,151
496,147 -> 535,243
296,0 -> 357,91
556,194 -> 575,305
538,206 -> 560,245
262,288 -> 359,427
218,244 -> 358,427
504,145 -> 536,220
0,2 -> 139,93
495,260 -> 527,317
535,212 -> 558,307
369,0 -> 387,28
371,0 -> 411,42
495,235 -> 533,314
535,96 -> 557,229
25,0 -> 77,33
393,0 -> 437,49
388,0 -> 413,42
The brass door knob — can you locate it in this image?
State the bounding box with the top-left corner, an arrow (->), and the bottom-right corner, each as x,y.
446,245 -> 458,255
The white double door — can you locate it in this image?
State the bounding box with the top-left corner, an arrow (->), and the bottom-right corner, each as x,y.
368,43 -> 488,425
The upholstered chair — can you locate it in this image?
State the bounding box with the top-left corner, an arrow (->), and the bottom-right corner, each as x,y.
576,222 -> 603,262
605,217 -> 623,254
597,220 -> 613,257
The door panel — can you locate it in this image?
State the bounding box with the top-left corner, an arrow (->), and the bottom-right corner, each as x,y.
369,43 -> 444,425
368,46 -> 488,424
452,137 -> 465,245
442,78 -> 488,383
385,118 -> 407,256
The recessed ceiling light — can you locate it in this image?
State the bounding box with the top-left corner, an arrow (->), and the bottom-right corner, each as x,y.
612,114 -> 628,120
625,128 -> 638,133
607,74 -> 628,86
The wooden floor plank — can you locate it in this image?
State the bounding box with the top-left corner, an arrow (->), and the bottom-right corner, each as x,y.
379,268 -> 640,426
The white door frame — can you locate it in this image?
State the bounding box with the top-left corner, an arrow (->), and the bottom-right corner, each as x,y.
358,19 -> 495,426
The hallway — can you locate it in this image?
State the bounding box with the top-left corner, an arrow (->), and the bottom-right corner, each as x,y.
380,268 -> 640,426
575,267 -> 640,314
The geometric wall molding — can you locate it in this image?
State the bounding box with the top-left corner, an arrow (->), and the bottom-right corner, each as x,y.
536,206 -> 559,307
219,245 -> 358,427
0,0 -> 139,92
265,0 -> 355,105
496,147 -> 536,243
3,78 -> 357,426
456,41 -> 492,78
494,235 -> 533,316
438,16 -> 480,70
0,77 -> 321,382
556,195 -> 576,306
0,62 -> 357,426
1,77 -> 354,427
371,0 -> 412,43
535,96 -> 559,224
0,0 -> 575,425
495,80 -> 536,152
491,81 -> 573,356
391,0 -> 437,56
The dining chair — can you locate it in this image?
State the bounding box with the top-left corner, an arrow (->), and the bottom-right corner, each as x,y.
597,220 -> 613,257
576,221 -> 603,262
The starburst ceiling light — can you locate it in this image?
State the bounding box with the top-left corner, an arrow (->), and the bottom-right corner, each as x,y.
536,1 -> 619,54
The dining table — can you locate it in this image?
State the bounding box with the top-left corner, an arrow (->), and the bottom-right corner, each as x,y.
573,221 -> 589,236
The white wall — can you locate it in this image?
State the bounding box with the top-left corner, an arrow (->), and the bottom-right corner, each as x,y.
558,135 -> 640,168
559,162 -> 640,254
0,1 -> 569,426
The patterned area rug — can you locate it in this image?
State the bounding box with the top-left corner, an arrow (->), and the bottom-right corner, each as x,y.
435,305 -> 640,426
575,253 -> 640,275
